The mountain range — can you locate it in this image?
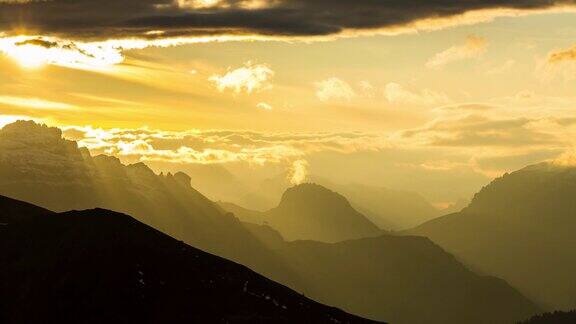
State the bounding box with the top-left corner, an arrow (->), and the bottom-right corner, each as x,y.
410,162 -> 576,310
0,121 -> 541,323
312,181 -> 443,230
227,173 -> 443,230
0,195 -> 375,324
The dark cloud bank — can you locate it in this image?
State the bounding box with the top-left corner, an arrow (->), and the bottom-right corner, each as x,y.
0,0 -> 574,40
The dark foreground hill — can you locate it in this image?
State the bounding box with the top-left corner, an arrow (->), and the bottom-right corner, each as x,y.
410,162 -> 576,310
0,195 -> 376,324
273,235 -> 539,324
519,310 -> 576,324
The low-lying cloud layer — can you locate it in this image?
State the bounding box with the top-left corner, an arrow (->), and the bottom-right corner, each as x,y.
62,125 -> 387,167
51,98 -> 576,182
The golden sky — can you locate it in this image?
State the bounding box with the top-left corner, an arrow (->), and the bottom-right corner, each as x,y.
2,1 -> 576,204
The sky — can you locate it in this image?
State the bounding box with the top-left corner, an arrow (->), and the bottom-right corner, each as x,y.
1,0 -> 576,205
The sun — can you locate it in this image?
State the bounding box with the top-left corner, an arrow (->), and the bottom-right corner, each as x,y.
11,44 -> 48,69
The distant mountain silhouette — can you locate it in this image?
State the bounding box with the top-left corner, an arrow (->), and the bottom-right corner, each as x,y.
234,174 -> 442,230
410,162 -> 576,309
223,183 -> 382,243
318,182 -> 442,230
519,310 -> 576,324
0,121 -> 541,323
0,195 -> 377,324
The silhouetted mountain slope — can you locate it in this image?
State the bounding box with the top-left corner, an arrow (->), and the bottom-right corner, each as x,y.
519,310 -> 576,324
0,196 -> 377,324
225,183 -> 382,243
0,194 -> 52,221
410,162 -> 576,309
272,235 -> 539,324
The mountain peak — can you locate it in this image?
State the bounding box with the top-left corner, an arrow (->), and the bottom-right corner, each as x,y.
0,120 -> 66,146
268,183 -> 381,242
466,161 -> 576,219
173,171 -> 192,187
279,183 -> 351,209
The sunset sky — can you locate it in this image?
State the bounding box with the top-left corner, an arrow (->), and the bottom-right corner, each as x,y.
2,0 -> 576,205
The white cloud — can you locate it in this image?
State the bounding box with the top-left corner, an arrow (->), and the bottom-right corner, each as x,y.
0,96 -> 77,110
426,35 -> 488,69
288,159 -> 309,185
0,36 -> 124,70
359,80 -> 376,97
483,59 -> 516,75
315,77 -> 357,102
256,102 -> 273,110
384,82 -> 449,106
176,0 -> 274,9
209,61 -> 274,94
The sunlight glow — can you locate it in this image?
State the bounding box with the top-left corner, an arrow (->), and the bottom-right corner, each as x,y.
0,36 -> 124,71
0,96 -> 77,110
11,44 -> 47,69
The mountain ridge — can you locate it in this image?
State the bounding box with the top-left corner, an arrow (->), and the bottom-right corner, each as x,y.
410,161 -> 576,309
0,195 -> 377,324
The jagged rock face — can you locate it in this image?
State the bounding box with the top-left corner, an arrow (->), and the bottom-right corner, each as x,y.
0,121 -> 89,183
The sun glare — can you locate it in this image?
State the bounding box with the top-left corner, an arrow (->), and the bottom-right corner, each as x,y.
0,36 -> 125,71
11,44 -> 48,69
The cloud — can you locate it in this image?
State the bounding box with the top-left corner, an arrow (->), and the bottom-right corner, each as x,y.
315,78 -> 356,102
0,2 -> 573,71
176,0 -> 275,9
434,103 -> 497,113
0,0 -> 573,41
538,48 -> 576,82
384,82 -> 450,106
483,59 -> 516,75
359,81 -> 376,97
59,125 -> 387,167
256,102 -> 273,110
401,114 -> 565,147
0,96 -> 77,110
548,45 -> 576,63
288,159 -> 309,185
210,62 -> 274,94
0,36 -> 124,70
426,35 -> 488,69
